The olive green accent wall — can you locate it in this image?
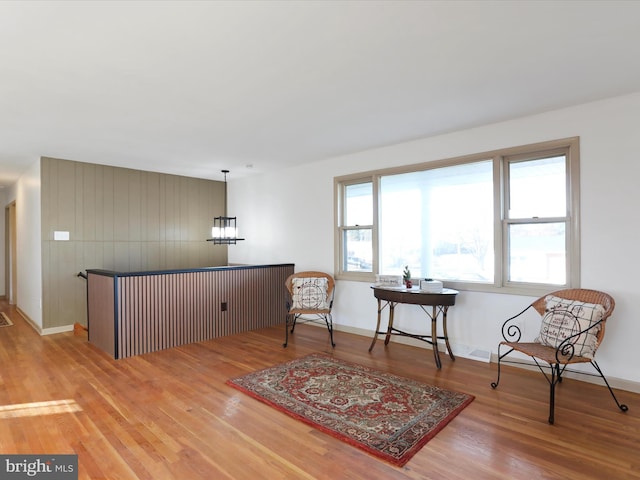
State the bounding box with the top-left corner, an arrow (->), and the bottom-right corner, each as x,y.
41,157 -> 226,329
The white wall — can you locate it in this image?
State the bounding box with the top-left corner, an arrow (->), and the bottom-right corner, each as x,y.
0,189 -> 6,297
230,91 -> 640,385
9,160 -> 43,329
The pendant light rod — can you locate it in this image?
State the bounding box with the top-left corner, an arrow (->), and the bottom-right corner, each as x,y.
222,169 -> 229,217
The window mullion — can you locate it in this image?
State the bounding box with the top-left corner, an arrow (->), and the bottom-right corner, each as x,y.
372,175 -> 380,274
495,155 -> 505,288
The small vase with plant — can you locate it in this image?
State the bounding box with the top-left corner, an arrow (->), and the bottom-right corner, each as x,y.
403,265 -> 412,288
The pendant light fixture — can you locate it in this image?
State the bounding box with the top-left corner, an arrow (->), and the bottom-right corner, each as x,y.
208,169 -> 245,245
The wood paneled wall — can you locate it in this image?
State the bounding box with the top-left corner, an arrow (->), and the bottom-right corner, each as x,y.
41,157 -> 227,329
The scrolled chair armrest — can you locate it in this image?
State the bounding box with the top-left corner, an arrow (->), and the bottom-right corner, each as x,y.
499,305 -> 532,343
556,341 -> 576,362
555,318 -> 604,363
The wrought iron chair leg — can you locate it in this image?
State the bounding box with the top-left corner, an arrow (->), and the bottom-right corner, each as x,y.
557,363 -> 564,383
491,344 -> 511,389
290,314 -> 298,333
325,314 -> 336,347
490,345 -> 502,389
591,361 -> 629,413
549,365 -> 557,424
283,313 -> 291,347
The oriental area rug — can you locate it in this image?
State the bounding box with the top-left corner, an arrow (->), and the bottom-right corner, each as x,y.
226,353 -> 474,466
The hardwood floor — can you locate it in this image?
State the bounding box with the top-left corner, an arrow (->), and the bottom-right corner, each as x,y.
0,301 -> 638,479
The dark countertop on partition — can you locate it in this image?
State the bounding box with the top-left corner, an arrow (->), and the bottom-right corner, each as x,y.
85,263 -> 295,278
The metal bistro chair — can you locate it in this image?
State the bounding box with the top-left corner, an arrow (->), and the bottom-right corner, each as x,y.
283,271 -> 335,348
491,288 -> 628,424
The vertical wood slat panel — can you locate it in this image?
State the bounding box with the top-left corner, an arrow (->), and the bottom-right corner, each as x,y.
87,273 -> 116,357
98,265 -> 293,359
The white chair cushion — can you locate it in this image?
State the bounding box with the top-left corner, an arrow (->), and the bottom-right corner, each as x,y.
291,277 -> 330,310
535,295 -> 605,359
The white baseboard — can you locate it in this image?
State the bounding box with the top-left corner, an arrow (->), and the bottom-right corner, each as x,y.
41,325 -> 74,335
16,307 -> 41,334
17,307 -> 74,336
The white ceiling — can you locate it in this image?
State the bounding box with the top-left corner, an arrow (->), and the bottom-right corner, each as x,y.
1,0 -> 639,185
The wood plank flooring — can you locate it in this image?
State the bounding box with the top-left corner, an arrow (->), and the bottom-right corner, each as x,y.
0,301 -> 638,479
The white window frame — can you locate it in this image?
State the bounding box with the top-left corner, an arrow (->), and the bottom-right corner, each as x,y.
334,137 -> 580,296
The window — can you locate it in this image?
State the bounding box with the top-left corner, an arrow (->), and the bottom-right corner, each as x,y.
379,160 -> 494,283
340,181 -> 374,273
505,152 -> 569,286
335,138 -> 579,295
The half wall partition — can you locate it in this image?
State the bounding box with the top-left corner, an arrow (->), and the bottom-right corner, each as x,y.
86,264 -> 294,359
